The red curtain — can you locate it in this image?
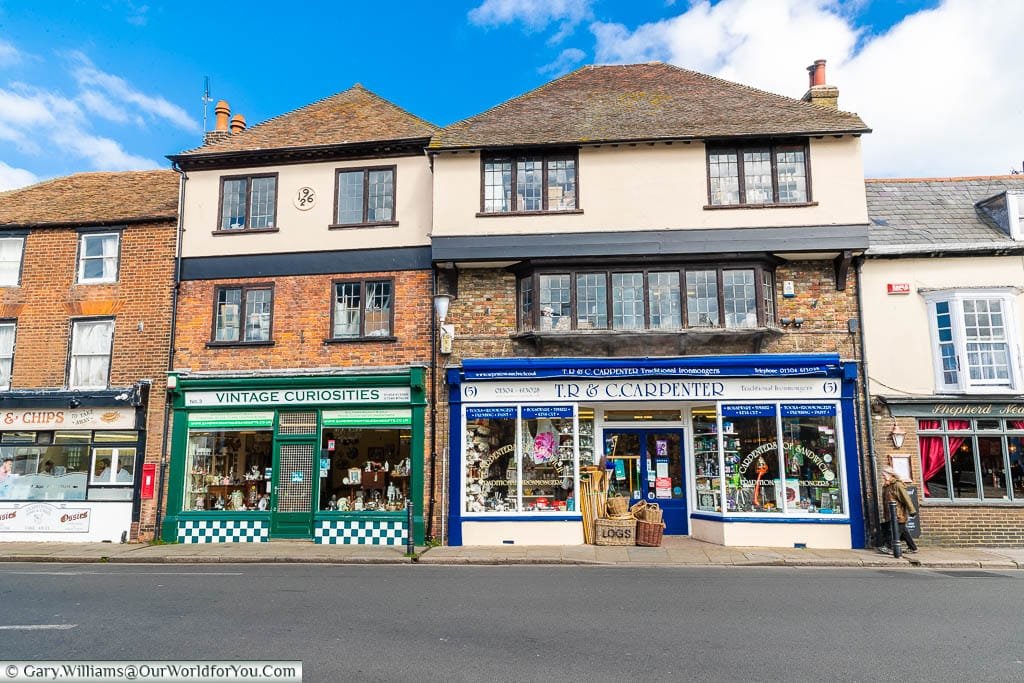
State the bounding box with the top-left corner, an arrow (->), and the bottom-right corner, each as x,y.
918,435 -> 946,496
1010,421 -> 1024,430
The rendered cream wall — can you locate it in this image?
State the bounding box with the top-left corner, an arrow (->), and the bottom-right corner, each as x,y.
461,521 -> 585,545
181,155 -> 432,258
431,137 -> 867,236
861,256 -> 1024,396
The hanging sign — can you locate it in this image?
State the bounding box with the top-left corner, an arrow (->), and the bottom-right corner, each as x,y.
322,408 -> 411,427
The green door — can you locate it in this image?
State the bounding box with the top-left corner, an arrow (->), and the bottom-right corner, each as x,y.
270,410 -> 319,539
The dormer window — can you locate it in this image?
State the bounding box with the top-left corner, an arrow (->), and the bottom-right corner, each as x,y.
707,141 -> 810,207
481,151 -> 578,214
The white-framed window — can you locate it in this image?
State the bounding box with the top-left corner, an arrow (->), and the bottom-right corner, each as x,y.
0,322 -> 15,390
90,446 -> 136,485
69,319 -> 114,389
0,237 -> 25,286
77,232 -> 120,284
926,290 -> 1022,393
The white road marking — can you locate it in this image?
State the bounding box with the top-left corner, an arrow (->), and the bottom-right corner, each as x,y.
0,571 -> 244,576
0,624 -> 77,630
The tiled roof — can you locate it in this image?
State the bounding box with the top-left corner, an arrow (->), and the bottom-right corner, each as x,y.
176,85 -> 438,157
0,170 -> 178,228
865,176 -> 1024,254
429,62 -> 870,150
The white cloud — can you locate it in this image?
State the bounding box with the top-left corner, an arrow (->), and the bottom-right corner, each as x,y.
539,48 -> 587,76
0,161 -> 38,191
52,129 -> 158,170
0,39 -> 20,67
590,0 -> 1024,177
79,90 -> 132,124
70,52 -> 198,132
469,0 -> 593,42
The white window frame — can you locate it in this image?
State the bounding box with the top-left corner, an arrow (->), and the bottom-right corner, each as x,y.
0,236 -> 25,287
89,446 -> 136,485
925,289 -> 1023,394
77,232 -> 120,284
0,321 -> 15,390
68,319 -> 114,390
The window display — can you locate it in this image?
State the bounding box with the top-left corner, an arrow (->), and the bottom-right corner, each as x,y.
521,406 -> 574,512
724,405 -> 781,513
918,418 -> 1024,501
185,430 -> 273,511
465,407 -> 518,512
693,406 -> 724,512
319,427 -> 411,512
780,405 -> 841,514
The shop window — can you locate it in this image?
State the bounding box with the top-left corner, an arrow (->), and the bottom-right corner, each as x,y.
918,418 -> 1024,502
90,447 -> 135,485
212,285 -> 273,344
331,279 -> 393,340
481,151 -> 578,214
707,141 -> 810,207
0,321 -> 15,390
780,405 -> 841,513
465,407 -> 518,512
219,174 -> 277,231
185,429 -> 274,511
77,232 -> 120,284
334,166 -> 396,227
724,405 -> 782,513
692,406 -> 722,512
319,426 -> 412,512
521,407 -> 575,511
0,236 -> 25,286
604,432 -> 641,499
68,318 -> 113,390
926,291 -> 1020,393
519,265 -> 774,333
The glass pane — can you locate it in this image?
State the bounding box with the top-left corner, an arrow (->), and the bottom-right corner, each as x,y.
249,177 -> 276,228
977,436 -> 1009,500
604,410 -> 682,422
465,407 -> 518,512
334,282 -> 362,337
483,159 -> 512,213
220,178 -> 247,230
0,444 -> 88,500
775,148 -> 808,203
762,270 -> 775,325
519,278 -> 534,331
742,150 -> 772,204
364,281 -> 391,337
708,151 -> 740,205
92,431 -> 139,443
516,159 -> 543,211
612,272 -> 644,330
547,158 -> 576,210
320,428 -> 411,512
692,406 -> 722,512
723,269 -> 757,328
1008,436 -> 1024,500
367,169 -> 394,222
522,408 -> 575,512
723,405 -> 781,512
648,271 -> 681,330
70,320 -> 113,389
243,289 -> 272,342
781,408 -> 841,513
685,270 -> 719,327
337,171 -> 365,224
646,433 -> 683,500
539,274 -> 571,331
184,430 -> 273,511
962,299 -> 1011,384
215,288 -> 241,342
91,447 -> 132,484
949,436 -> 978,499
0,237 -> 23,286
575,273 -> 607,330
604,432 -> 641,499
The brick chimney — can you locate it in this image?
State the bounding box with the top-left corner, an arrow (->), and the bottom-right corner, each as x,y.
801,59 -> 839,109
203,100 -> 232,145
230,113 -> 247,134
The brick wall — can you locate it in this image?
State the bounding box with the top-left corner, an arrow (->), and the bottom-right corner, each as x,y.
0,221 -> 177,541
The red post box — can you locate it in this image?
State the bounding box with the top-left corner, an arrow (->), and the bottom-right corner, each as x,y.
141,463 -> 157,499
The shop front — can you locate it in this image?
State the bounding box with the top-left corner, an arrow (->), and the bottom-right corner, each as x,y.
447,354 -> 864,549
0,387 -> 149,542
162,369 -> 426,545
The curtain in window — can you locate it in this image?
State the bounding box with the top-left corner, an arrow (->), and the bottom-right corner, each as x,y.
918,420 -> 943,496
1010,421 -> 1024,430
0,238 -> 23,286
71,321 -> 112,388
99,235 -> 118,280
0,324 -> 14,388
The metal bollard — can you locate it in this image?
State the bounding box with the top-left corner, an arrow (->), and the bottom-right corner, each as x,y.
406,498 -> 415,555
888,500 -> 901,558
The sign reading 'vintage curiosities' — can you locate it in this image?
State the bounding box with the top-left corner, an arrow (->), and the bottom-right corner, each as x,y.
183,387 -> 411,408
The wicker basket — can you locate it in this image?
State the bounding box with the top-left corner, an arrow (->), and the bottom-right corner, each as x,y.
642,503 -> 664,525
607,495 -> 629,518
630,501 -> 648,519
594,517 -> 636,546
636,519 -> 665,547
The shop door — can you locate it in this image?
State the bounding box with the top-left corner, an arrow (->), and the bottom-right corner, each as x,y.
604,429 -> 687,534
271,441 -> 316,538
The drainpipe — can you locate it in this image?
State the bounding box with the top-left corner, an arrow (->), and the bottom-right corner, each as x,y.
854,257 -> 881,544
154,163 -> 186,541
427,267 -> 438,540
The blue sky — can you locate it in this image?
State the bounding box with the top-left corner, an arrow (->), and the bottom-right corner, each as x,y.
1,0 -> 1020,190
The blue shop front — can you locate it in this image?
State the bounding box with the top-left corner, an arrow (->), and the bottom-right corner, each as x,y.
447,354 -> 865,549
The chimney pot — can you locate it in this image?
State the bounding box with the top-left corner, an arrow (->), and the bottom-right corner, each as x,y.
230,113 -> 246,134
802,59 -> 838,109
214,100 -> 230,131
812,59 -> 827,87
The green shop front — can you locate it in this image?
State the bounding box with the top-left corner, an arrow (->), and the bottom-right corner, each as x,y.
162,369 -> 426,545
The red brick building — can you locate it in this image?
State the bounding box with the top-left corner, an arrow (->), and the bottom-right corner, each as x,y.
0,171 -> 178,542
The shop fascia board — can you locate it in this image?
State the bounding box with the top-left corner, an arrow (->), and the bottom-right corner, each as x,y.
0,386 -> 143,409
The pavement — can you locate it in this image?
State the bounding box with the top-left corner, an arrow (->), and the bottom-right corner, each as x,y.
1,536 -> 1022,568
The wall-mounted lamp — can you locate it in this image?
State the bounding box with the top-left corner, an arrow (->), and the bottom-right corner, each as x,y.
890,421 -> 906,449
434,294 -> 454,355
69,397 -> 81,409
433,294 -> 452,325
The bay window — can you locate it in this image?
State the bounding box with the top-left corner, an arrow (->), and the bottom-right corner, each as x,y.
707,141 -> 810,207
481,151 -> 578,213
519,265 -> 774,332
925,290 -> 1020,393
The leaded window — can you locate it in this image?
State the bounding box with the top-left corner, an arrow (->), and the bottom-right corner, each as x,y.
219,175 -> 277,231
334,166 -> 396,226
212,285 -> 273,344
482,152 -> 578,213
331,279 -> 393,339
707,142 -> 810,206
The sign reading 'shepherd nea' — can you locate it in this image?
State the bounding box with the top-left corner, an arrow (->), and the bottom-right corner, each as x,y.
184,387 -> 411,408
